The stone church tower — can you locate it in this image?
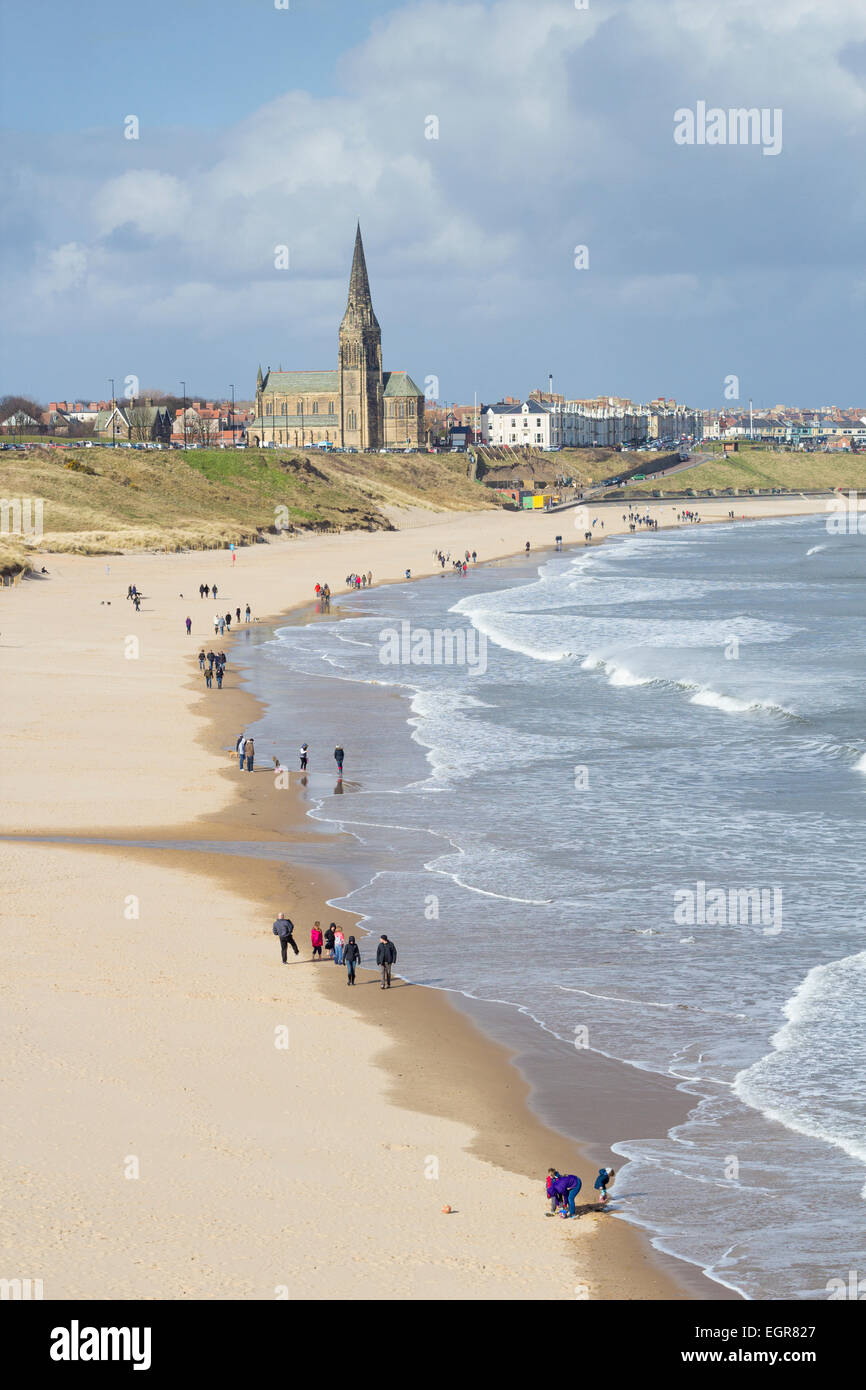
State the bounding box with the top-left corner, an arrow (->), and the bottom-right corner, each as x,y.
338,224 -> 383,450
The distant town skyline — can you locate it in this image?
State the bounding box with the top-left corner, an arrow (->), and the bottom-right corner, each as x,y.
3,0 -> 865,404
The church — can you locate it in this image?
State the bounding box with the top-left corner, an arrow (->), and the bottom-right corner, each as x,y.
249,225 -> 425,451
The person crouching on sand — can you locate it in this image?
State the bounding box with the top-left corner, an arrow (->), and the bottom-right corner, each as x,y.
311,922 -> 323,959
552,1172 -> 582,1219
546,1169 -> 563,1216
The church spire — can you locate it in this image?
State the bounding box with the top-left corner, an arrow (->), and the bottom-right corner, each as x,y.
342,223 -> 379,330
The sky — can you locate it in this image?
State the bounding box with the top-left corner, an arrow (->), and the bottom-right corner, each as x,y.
1,0 -> 864,409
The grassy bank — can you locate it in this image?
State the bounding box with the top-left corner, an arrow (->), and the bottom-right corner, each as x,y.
0,445 -> 499,556
600,446 -> 866,500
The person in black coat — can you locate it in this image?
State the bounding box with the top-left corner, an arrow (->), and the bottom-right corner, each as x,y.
375,934 -> 397,989
272,912 -> 299,962
344,935 -> 361,986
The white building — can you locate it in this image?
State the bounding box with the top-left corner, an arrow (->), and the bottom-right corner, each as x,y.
482,399 -> 562,449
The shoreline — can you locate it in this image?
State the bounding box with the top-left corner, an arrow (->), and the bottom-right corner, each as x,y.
0,498 -> 827,1298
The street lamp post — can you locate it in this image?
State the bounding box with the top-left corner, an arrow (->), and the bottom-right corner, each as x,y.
109,378 -> 116,448
181,381 -> 187,451
229,383 -> 235,448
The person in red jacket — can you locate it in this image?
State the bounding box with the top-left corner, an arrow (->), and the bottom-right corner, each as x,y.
311,922 -> 323,959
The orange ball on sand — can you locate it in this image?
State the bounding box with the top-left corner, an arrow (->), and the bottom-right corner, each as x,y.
441,1204 -> 452,1214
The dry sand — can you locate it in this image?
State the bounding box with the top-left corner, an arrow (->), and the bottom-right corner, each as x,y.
0,495 -> 825,1299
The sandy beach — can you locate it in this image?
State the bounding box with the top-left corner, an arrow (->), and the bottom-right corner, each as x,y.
0,494 -> 826,1300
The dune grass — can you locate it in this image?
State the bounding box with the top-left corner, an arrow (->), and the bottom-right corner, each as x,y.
0,445 -> 500,556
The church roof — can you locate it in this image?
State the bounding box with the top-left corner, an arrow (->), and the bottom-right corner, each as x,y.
383,370 -> 424,398
262,370 -> 339,394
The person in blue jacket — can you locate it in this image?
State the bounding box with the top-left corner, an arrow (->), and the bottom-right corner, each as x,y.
553,1172 -> 582,1219
594,1167 -> 615,1204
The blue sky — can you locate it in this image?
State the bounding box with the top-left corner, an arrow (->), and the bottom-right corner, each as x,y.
2,0 -> 864,407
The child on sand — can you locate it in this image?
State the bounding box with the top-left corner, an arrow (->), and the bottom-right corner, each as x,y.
311,922 -> 323,959
594,1167 -> 615,1204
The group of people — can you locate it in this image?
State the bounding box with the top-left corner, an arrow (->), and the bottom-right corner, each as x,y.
622,511 -> 660,533
126,584 -> 141,611
314,583 -> 332,606
272,912 -> 396,989
678,509 -> 702,523
199,649 -> 228,688
345,572 -> 373,589
236,732 -> 255,770
294,743 -> 344,775
545,1166 -> 615,1218
434,548 -> 477,572
198,583 -> 219,599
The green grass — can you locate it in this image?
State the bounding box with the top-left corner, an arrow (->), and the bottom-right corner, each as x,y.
0,444 -> 501,558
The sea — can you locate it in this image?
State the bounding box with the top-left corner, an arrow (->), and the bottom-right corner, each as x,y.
238,512 -> 866,1300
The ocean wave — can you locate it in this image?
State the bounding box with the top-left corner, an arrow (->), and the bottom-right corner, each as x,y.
689,688 -> 795,717
580,655 -> 652,687
733,951 -> 866,1181
805,545 -> 827,556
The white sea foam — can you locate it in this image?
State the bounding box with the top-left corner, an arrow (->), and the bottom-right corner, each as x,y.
734,952 -> 866,1181
805,544 -> 827,556
854,752 -> 866,774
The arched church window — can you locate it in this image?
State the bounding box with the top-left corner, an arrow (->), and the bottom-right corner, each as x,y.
312,402 -> 318,415
265,401 -> 272,415
297,400 -> 304,414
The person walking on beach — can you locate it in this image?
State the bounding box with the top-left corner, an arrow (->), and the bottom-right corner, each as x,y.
236,732 -> 246,769
212,584 -> 218,600
323,923 -> 336,960
376,934 -> 397,989
198,649 -> 206,670
272,912 -> 300,962
344,934 -> 360,985
199,584 -> 205,600
299,743 -> 309,770
334,744 -> 344,777
185,616 -> 192,635
133,593 -> 141,611
236,607 -> 241,624
215,665 -> 223,688
225,612 -> 231,631
594,1167 -> 615,1205
245,603 -> 251,623
203,584 -> 210,599
311,922 -> 323,959
243,736 -> 255,771
204,665 -> 213,688
333,925 -> 345,965
213,612 -> 220,635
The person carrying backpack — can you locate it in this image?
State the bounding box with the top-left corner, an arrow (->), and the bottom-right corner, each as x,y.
272,912 -> 299,962
376,934 -> 397,989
